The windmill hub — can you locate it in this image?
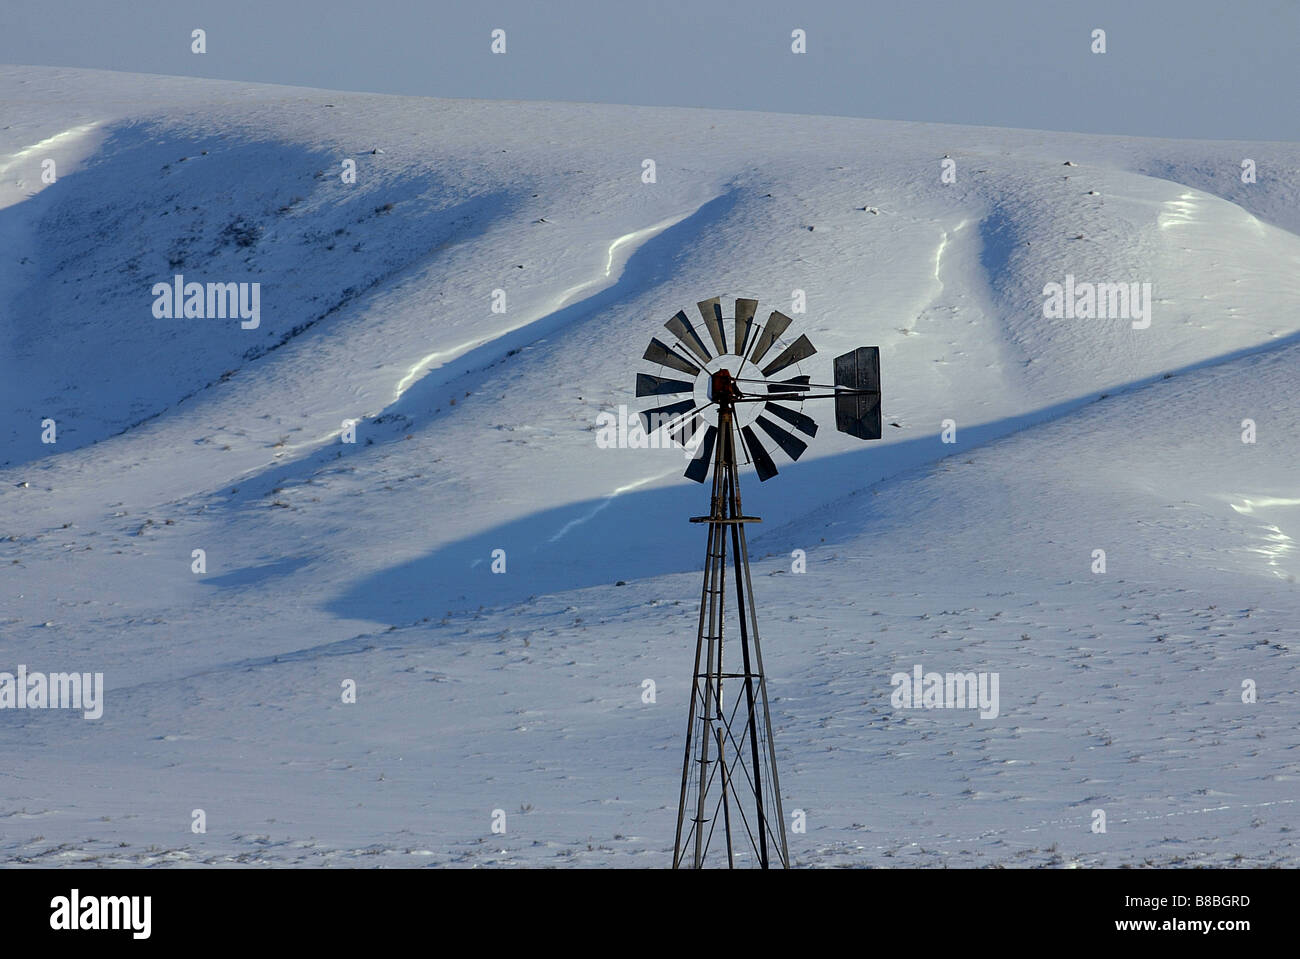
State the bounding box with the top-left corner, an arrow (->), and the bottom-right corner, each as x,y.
709,368 -> 741,404
697,356 -> 760,427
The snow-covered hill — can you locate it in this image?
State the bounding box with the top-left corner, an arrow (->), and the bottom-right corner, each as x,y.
1,66 -> 1297,866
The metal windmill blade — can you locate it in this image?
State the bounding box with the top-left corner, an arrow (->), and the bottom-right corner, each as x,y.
734,298 -> 758,358
665,310 -> 713,365
635,372 -> 693,397
760,334 -> 817,378
644,337 -> 701,377
745,310 -> 793,366
762,401 -> 818,438
697,297 -> 727,356
754,414 -> 808,462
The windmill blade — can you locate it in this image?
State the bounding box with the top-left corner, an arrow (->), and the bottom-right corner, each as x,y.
746,310 -> 793,365
734,298 -> 758,358
763,401 -> 818,438
697,297 -> 728,356
644,337 -> 702,376
669,410 -> 701,447
684,424 -> 718,483
665,311 -> 713,364
639,397 -> 697,434
740,426 -> 779,481
765,375 -> 811,394
756,415 -> 808,462
761,334 -> 817,378
636,372 -> 694,397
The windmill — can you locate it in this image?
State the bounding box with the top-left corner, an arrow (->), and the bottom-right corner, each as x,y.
637,295 -> 883,869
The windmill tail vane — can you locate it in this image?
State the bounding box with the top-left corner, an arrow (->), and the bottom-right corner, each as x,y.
637,295 -> 883,869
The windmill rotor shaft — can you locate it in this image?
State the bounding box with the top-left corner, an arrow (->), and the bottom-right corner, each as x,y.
730,391 -> 877,403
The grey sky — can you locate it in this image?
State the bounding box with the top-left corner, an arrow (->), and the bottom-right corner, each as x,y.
3,0 -> 1296,141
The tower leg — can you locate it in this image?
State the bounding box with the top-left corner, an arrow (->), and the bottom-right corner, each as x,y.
675,416 -> 729,868
728,448 -> 790,869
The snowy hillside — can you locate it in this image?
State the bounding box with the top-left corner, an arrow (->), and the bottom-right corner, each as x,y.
1,65 -> 1297,866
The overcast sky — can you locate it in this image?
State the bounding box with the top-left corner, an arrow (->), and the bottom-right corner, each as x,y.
3,0 -> 1296,141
